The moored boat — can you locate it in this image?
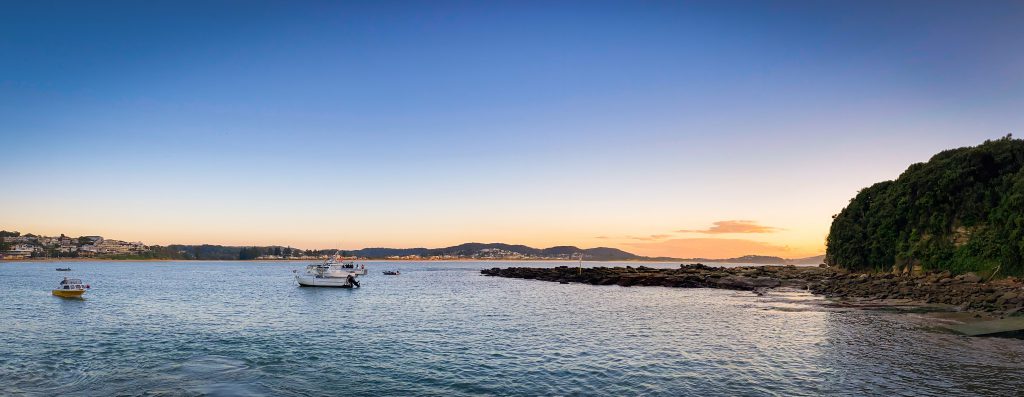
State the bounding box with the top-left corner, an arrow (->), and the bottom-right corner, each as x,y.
56,267 -> 72,271
294,255 -> 365,288
383,270 -> 400,275
52,277 -> 89,298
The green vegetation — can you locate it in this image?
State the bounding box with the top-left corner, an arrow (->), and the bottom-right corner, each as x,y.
0,230 -> 19,251
238,246 -> 262,260
826,135 -> 1024,276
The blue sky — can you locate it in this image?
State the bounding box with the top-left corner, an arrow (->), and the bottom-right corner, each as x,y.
2,1 -> 1022,256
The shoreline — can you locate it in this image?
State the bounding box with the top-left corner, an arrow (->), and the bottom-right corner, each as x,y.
481,264 -> 1024,317
2,258 -> 824,265
6,258 -> 668,263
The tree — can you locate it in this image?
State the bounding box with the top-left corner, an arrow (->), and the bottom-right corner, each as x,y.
826,135 -> 1024,276
239,247 -> 261,260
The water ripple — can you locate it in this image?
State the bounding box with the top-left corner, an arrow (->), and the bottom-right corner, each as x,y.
2,261 -> 1023,396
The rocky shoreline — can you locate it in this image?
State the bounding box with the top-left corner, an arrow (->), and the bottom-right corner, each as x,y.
481,264 -> 1024,314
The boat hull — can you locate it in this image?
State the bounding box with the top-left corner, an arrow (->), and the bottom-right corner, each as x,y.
295,274 -> 355,288
52,289 -> 86,298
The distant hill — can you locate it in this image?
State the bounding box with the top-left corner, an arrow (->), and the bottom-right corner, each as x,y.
350,244 -> 821,263
348,243 -> 642,261
785,255 -> 826,265
680,254 -> 824,265
1,228 -> 825,263
684,255 -> 786,264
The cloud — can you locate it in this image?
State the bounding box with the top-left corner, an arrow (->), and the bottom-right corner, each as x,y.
626,234 -> 672,241
594,236 -> 609,239
624,238 -> 798,259
676,220 -> 781,234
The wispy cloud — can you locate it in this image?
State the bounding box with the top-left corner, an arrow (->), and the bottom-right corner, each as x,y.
676,220 -> 781,234
594,236 -> 609,239
626,234 -> 671,241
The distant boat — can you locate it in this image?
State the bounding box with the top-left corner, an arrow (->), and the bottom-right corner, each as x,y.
52,277 -> 89,298
54,249 -> 70,271
293,255 -> 365,288
383,270 -> 400,275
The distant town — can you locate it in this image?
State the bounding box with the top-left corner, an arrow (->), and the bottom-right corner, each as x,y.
0,230 -> 647,261
0,230 -> 330,261
0,230 -> 823,264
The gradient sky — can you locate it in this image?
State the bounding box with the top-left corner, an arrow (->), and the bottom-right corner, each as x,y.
2,1 -> 1023,258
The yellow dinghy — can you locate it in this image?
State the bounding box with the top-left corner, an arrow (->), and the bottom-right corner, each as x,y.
53,277 -> 89,298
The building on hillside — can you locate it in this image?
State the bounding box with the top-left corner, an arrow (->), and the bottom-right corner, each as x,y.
94,240 -> 147,255
78,244 -> 98,256
1,236 -> 34,244
2,244 -> 36,259
58,236 -> 77,253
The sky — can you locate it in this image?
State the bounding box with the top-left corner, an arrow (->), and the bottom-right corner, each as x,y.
2,1 -> 1023,258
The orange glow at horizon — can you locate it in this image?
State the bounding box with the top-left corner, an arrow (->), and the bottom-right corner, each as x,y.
3,216 -> 827,259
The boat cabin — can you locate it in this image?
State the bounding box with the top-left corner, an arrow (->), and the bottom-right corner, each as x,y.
59,278 -> 86,290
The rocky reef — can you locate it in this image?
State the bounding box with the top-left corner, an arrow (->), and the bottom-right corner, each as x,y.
481,264 -> 1024,314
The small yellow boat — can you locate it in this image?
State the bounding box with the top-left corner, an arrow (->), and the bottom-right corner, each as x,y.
52,277 -> 89,298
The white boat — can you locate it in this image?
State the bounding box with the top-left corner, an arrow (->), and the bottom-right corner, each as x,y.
294,256 -> 366,288
53,277 -> 89,298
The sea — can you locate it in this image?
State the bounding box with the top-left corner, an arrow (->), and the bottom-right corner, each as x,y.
2,260 -> 1023,396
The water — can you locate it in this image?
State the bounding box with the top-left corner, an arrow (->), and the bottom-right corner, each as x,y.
2,260 -> 1023,396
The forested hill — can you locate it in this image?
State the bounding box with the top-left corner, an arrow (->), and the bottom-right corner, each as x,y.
348,243 -> 644,261
826,135 -> 1024,276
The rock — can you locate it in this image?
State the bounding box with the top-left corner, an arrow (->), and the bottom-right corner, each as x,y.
716,276 -> 781,290
680,263 -> 711,270
479,265 -> 1024,314
960,272 -> 982,283
996,292 -> 1018,307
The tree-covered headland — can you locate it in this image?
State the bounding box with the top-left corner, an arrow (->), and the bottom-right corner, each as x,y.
826,135 -> 1024,276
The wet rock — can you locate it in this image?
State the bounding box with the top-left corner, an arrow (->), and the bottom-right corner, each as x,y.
480,265 -> 1024,313
713,275 -> 782,290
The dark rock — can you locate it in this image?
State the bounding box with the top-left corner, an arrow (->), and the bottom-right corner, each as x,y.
960,272 -> 982,283
478,265 -> 1024,313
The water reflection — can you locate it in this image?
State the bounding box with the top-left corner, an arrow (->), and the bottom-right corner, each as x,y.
0,261 -> 1022,396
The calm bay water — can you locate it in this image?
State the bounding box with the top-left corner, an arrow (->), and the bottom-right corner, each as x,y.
2,260 -> 1023,396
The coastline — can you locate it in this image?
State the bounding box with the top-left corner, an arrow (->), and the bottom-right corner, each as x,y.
2,258 -> 815,264
481,264 -> 1024,319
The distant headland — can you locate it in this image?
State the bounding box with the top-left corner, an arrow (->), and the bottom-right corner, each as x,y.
0,231 -> 823,263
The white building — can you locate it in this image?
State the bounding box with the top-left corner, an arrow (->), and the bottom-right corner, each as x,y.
94,240 -> 147,255
79,245 -> 98,255
2,244 -> 36,259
